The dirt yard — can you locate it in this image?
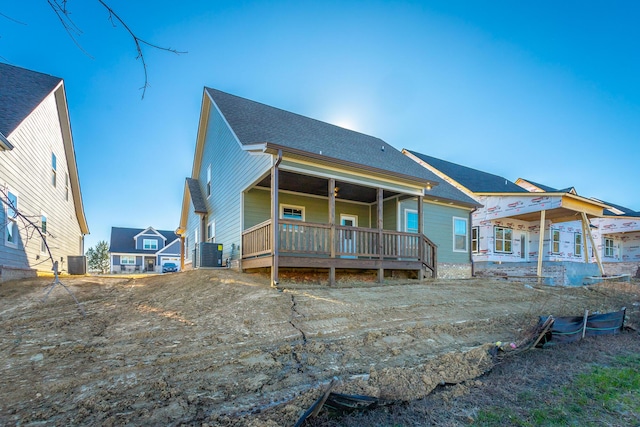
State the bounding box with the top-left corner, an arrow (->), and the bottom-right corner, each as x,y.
1,270 -> 638,426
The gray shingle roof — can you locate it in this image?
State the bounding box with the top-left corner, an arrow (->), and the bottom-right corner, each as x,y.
205,88 -> 479,207
109,227 -> 179,254
595,200 -> 640,218
186,178 -> 207,213
0,62 -> 62,137
519,179 -> 575,194
406,150 -> 527,193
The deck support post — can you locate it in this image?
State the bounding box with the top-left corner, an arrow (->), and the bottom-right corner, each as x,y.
418,195 -> 424,281
329,178 -> 336,285
271,150 -> 282,287
537,209 -> 546,282
377,188 -> 384,283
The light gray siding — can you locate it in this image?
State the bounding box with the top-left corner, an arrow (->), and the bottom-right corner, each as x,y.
0,93 -> 84,273
398,198 -> 473,264
244,188 -> 372,229
187,101 -> 271,262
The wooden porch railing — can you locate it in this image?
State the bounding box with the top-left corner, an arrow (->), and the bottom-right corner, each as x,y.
242,219 -> 272,258
242,219 -> 437,275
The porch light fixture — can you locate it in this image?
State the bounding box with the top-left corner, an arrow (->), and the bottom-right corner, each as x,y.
425,183 -> 432,191
334,186 -> 339,197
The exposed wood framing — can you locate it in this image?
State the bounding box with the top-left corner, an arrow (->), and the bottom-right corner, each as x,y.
581,212 -> 604,276
537,210 -> 546,279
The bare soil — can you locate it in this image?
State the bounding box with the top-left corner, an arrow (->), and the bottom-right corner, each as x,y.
1,270 -> 638,426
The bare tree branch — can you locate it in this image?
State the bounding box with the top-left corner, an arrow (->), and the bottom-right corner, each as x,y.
46,0 -> 94,59
0,11 -> 27,25
1,186 -> 85,316
95,0 -> 186,99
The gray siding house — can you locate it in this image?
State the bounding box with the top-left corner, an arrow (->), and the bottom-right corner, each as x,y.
178,88 -> 479,284
0,63 -> 89,282
109,226 -> 180,273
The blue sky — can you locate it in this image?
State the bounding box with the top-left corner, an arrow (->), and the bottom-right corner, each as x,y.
2,1 -> 639,250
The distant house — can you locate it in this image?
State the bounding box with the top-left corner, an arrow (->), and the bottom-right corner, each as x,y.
178,88 -> 479,284
404,150 -> 610,285
0,63 -> 89,282
516,178 -> 640,278
109,226 -> 180,273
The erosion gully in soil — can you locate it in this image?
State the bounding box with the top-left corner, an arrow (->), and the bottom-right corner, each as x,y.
1,269 -> 638,426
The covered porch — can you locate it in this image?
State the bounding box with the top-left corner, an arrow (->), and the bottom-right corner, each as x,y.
240,150 -> 437,285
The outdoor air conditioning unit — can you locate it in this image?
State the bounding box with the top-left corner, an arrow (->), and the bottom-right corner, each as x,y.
67,256 -> 87,275
199,242 -> 223,267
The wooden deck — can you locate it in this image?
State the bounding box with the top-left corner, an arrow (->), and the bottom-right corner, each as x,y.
242,219 -> 437,278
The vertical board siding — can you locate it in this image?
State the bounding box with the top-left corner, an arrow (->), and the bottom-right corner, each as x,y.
0,93 -> 84,272
383,198 -> 397,230
244,188 -> 372,229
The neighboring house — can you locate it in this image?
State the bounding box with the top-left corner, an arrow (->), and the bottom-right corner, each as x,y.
109,226 -> 180,273
404,150 -> 610,285
0,63 -> 89,282
178,88 -> 479,284
516,178 -> 640,278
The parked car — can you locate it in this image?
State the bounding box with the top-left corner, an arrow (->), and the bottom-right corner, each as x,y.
162,262 -> 178,273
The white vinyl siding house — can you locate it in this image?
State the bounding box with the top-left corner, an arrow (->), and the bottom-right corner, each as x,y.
0,64 -> 89,281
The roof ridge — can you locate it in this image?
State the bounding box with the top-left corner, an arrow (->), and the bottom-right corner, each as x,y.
205,87 -> 386,142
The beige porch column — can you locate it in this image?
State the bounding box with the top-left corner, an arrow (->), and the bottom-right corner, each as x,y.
581,212 -> 605,276
581,215 -> 590,264
328,178 -> 336,285
537,210 -> 546,279
271,150 -> 282,286
377,188 -> 384,283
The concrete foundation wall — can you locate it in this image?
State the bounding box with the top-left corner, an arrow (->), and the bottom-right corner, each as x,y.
0,266 -> 37,283
473,261 -> 601,286
602,262 -> 640,277
437,263 -> 472,279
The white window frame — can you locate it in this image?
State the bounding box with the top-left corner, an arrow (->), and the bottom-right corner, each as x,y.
551,229 -> 561,254
206,164 -> 212,198
40,212 -> 48,254
494,226 -> 512,253
453,217 -> 468,252
143,238 -> 158,250
472,226 -> 479,253
121,255 -> 136,265
5,190 -> 19,247
404,209 -> 418,233
207,220 -> 215,242
280,204 -> 305,221
604,237 -> 615,257
52,152 -> 57,187
574,233 -> 582,257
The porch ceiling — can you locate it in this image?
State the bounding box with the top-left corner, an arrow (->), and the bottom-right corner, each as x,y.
257,170 -> 400,203
509,207 -> 593,223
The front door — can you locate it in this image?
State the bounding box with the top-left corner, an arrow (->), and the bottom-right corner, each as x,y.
146,258 -> 155,272
340,214 -> 358,257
